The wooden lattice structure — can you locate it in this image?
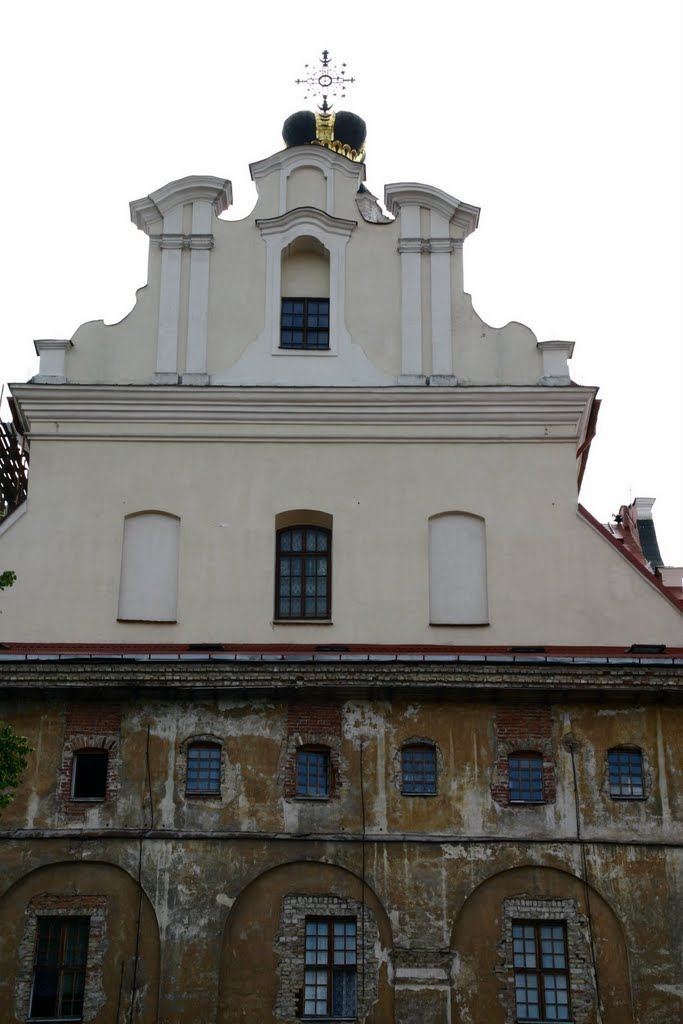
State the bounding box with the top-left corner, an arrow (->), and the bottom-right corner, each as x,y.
0,420 -> 29,518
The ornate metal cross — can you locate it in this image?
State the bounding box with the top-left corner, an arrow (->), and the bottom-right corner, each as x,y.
295,50 -> 355,113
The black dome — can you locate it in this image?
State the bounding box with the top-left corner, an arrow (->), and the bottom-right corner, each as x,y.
282,109 -> 366,162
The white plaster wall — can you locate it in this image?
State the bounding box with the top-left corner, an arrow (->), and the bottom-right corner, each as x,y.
429,514 -> 488,625
1,435 -> 681,644
118,512 -> 180,622
281,250 -> 329,297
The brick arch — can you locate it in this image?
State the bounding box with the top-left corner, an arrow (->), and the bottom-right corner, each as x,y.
218,860 -> 394,1023
0,859 -> 160,1023
449,863 -> 632,1024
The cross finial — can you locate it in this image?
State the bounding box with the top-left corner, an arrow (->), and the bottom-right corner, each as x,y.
295,50 -> 356,114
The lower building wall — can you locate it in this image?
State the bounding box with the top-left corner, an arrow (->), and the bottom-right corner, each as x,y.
0,837 -> 680,1023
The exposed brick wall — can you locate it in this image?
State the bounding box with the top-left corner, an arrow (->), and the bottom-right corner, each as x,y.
58,703 -> 121,815
284,702 -> 342,799
491,704 -> 556,806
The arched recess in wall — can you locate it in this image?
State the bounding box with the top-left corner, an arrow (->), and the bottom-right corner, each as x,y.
0,860 -> 161,1023
428,512 -> 488,625
448,864 -> 632,1024
118,510 -> 180,622
218,860 -> 394,1023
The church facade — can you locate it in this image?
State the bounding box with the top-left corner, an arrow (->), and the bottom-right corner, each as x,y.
0,106 -> 681,1024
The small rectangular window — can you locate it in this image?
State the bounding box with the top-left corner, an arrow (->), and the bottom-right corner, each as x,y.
401,745 -> 437,794
186,745 -> 222,794
30,916 -> 90,1020
280,298 -> 330,350
72,750 -> 108,801
297,749 -> 330,798
509,754 -> 544,803
512,921 -> 571,1021
304,917 -> 356,1018
608,748 -> 644,799
276,526 -> 331,620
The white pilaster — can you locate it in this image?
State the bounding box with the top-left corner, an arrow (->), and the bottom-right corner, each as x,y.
154,205 -> 183,384
429,211 -> 454,383
183,201 -> 213,385
397,205 -> 424,384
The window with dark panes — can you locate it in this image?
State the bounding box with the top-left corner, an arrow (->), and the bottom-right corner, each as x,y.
608,747 -> 644,799
30,916 -> 90,1020
512,921 -> 571,1021
186,743 -> 221,794
297,748 -> 330,798
508,753 -> 544,803
71,749 -> 108,800
401,744 -> 437,794
280,298 -> 330,350
276,526 -> 331,619
303,917 -> 356,1018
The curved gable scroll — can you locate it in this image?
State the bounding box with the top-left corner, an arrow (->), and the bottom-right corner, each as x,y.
117,511 -> 180,622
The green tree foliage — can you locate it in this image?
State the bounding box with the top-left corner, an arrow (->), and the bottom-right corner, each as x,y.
0,570 -> 17,590
0,723 -> 31,809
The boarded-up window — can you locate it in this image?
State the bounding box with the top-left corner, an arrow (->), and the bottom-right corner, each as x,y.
428,512 -> 488,625
117,512 -> 180,622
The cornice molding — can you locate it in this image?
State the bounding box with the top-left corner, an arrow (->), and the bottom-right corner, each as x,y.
150,233 -> 215,251
384,183 -> 480,237
256,207 -> 357,240
10,385 -> 598,446
250,145 -> 365,185
130,175 -> 232,234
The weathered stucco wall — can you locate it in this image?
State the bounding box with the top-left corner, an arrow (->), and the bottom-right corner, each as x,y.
0,676 -> 681,1023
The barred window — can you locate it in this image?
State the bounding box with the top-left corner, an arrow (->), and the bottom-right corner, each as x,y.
297,749 -> 330,799
281,298 -> 330,350
30,917 -> 90,1020
304,917 -> 356,1018
276,526 -> 331,620
509,753 -> 544,803
186,744 -> 221,794
512,921 -> 571,1021
608,748 -> 644,799
401,744 -> 437,795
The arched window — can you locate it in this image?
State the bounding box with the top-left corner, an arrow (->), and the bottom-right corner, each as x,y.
117,511 -> 180,622
280,236 -> 330,351
72,749 -> 108,801
186,743 -> 222,795
401,743 -> 437,795
275,512 -> 332,621
428,512 -> 488,625
608,747 -> 644,799
508,752 -> 544,803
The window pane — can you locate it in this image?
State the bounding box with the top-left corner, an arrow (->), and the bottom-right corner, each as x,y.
402,746 -> 437,794
297,750 -> 329,797
332,969 -> 357,1016
509,754 -> 544,802
187,746 -> 221,793
608,748 -> 644,798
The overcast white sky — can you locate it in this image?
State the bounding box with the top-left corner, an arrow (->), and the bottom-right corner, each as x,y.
1,0 -> 681,563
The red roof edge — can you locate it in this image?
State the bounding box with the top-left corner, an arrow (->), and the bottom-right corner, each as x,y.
577,503 -> 683,614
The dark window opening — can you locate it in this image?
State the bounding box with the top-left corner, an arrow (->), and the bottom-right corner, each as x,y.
608,748 -> 644,799
280,298 -> 330,350
401,744 -> 437,795
186,744 -> 221,794
512,921 -> 571,1022
509,753 -> 544,803
296,749 -> 330,798
30,916 -> 90,1020
303,917 -> 356,1018
72,750 -> 108,801
276,526 -> 331,620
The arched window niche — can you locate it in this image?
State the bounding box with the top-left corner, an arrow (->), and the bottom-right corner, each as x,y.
428,511 -> 489,626
256,207 -> 356,358
280,236 -> 331,351
117,511 -> 180,623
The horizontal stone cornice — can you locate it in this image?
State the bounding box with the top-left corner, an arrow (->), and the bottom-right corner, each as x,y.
256,207 -> 357,239
10,384 -> 598,446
